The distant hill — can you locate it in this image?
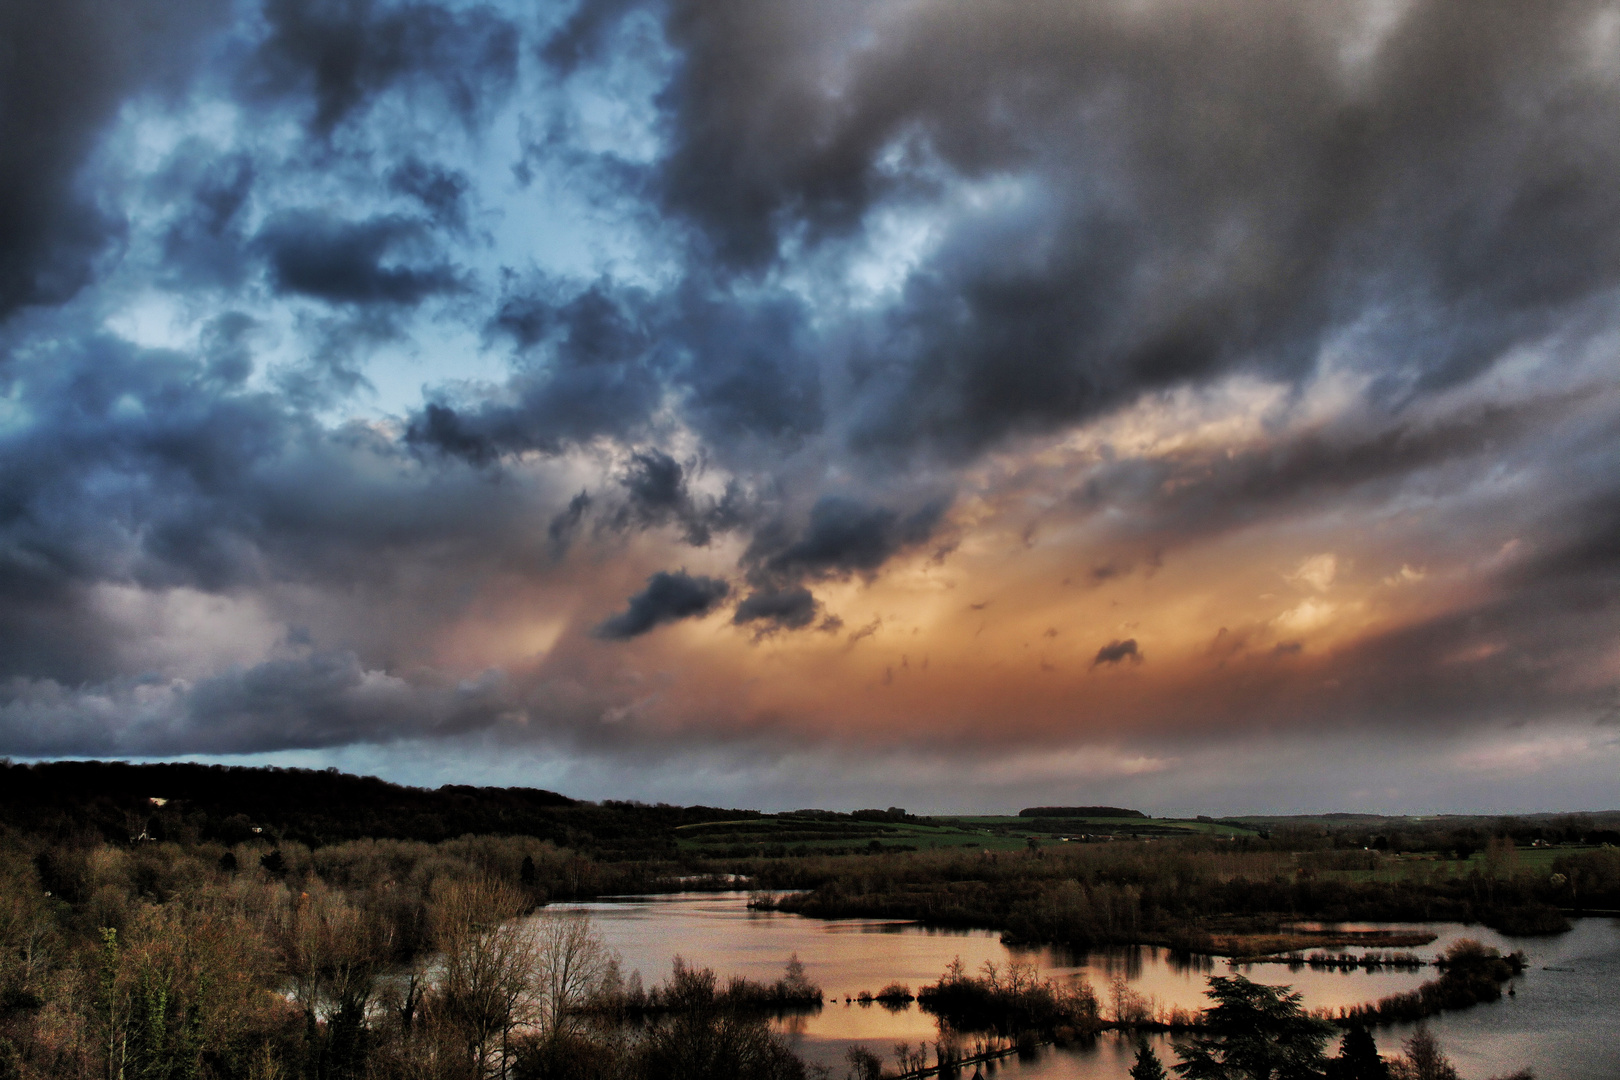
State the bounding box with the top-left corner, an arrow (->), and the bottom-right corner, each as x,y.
0,760 -> 753,858
1017,805 -> 1147,819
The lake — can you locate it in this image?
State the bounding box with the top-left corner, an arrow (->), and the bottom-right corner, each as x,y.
544,892 -> 1619,1078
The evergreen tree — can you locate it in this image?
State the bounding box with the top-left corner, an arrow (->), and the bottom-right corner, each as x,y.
1131,1041 -> 1169,1080
1173,975 -> 1335,1080
1329,1025 -> 1389,1080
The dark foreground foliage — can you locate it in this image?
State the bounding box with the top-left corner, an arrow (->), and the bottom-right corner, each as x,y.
1173,975 -> 1337,1080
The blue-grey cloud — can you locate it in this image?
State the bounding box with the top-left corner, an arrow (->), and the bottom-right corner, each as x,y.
388,157 -> 470,229
256,210 -> 463,305
593,571 -> 731,640
746,496 -> 949,585
732,586 -> 818,632
0,0 -> 229,316
247,0 -> 518,136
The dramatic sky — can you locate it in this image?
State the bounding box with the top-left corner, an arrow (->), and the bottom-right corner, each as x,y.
3,0 -> 1620,813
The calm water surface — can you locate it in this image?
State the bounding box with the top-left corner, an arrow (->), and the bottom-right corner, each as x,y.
544,893 -> 1617,1077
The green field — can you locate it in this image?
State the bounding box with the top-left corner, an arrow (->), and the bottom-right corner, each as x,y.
672,812 -> 1259,855
1309,844 -> 1606,884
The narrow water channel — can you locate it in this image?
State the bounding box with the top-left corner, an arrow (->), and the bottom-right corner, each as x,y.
544,893 -> 1619,1078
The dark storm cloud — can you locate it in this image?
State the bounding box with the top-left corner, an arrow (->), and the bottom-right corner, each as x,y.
538,0 -> 644,74
175,650 -> 505,752
388,158 -> 470,229
612,449 -> 751,547
621,449 -> 683,519
1093,639 -> 1140,667
411,281 -> 663,463
249,0 -> 518,136
0,0 -> 228,317
732,586 -> 818,632
0,330 -> 289,682
0,316 -> 569,696
745,496 -> 948,585
546,0 -> 1620,459
1511,485 -> 1620,586
155,147 -> 258,289
663,286 -> 824,448
256,210 -> 463,305
417,275 -> 822,466
593,571 -> 730,640
0,651 -> 510,756
0,333 -> 288,590
404,353 -> 663,463
547,490 -> 592,557
1065,392 -> 1592,554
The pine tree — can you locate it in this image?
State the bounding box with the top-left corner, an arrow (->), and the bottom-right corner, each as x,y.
1330,1025 -> 1389,1080
1130,1041 -> 1168,1080
1174,975 -> 1336,1080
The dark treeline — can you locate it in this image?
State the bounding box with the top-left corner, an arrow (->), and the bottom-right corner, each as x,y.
1233,815 -> 1620,854
1017,807 -> 1147,819
757,840 -> 1620,949
0,760 -> 759,860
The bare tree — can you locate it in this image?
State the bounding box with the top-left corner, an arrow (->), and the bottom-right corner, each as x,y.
431,877 -> 539,1079
272,881 -> 388,1078
530,909 -> 614,1042
1388,1026 -> 1460,1080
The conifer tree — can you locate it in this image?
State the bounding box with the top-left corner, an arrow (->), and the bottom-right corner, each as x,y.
1130,1041 -> 1168,1080
1330,1025 -> 1390,1080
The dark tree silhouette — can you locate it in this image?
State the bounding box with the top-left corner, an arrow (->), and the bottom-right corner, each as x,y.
1173,975 -> 1335,1080
1329,1025 -> 1389,1080
1131,1041 -> 1169,1080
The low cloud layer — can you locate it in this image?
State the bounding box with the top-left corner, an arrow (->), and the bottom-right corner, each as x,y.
0,0 -> 1617,810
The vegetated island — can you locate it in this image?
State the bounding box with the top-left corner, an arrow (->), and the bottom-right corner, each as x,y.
0,760 -> 1610,1079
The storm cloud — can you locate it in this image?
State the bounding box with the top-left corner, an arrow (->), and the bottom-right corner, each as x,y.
733,586 -> 818,633
248,0 -> 518,135
0,0 -> 229,315
593,571 -> 731,640
747,497 -> 949,585
1093,640 -> 1141,668
0,0 -> 1618,810
257,211 -> 463,305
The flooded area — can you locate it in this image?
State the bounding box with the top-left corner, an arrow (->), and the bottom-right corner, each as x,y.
543,893 -> 1619,1077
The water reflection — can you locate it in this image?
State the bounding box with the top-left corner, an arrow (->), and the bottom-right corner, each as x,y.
544,895 -> 1618,1079
546,893 -> 1436,1075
